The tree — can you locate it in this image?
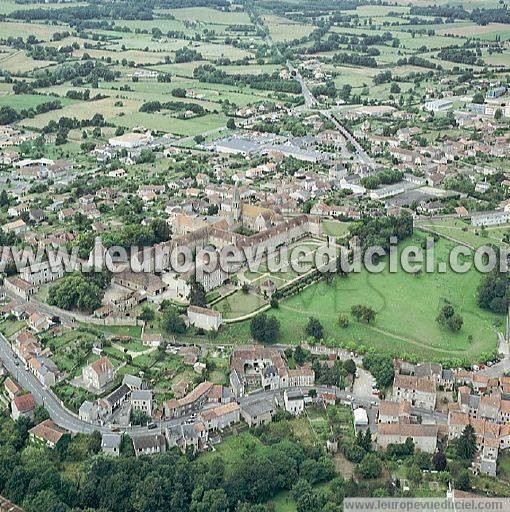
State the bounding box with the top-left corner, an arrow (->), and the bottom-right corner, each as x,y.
305,317 -> 324,341
363,354 -> 394,389
472,91 -> 485,104
0,190 -> 9,207
250,313 -> 280,344
406,464 -> 422,486
343,359 -> 357,376
456,469 -> 471,491
357,453 -> 382,479
477,271 -> 508,314
34,405 -> 50,424
139,305 -> 155,323
432,451 -> 447,471
188,278 -> 208,308
436,303 -> 463,332
390,83 -> 401,94
338,314 -> 349,328
191,488 -> 229,512
495,108 -> 503,120
227,118 -> 236,130
162,306 -> 186,334
457,425 -> 477,460
137,148 -> 155,164
294,345 -> 307,366
350,305 -> 376,323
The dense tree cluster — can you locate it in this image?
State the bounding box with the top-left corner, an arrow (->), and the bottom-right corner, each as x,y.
10,2 -> 154,26
360,170 -> 403,190
29,61 -> 117,90
437,48 -> 484,66
477,268 -> 508,315
175,46 -> 203,63
350,305 -> 376,324
194,64 -> 302,94
409,5 -> 510,25
48,270 -> 111,313
362,354 -> 394,389
436,303 -> 463,332
0,100 -> 62,124
139,100 -> 207,117
350,213 -> 413,252
250,313 -> 280,344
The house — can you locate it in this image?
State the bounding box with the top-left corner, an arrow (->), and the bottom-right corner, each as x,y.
187,305 -> 222,331
102,433 -> 122,457
79,401 -> 98,423
20,260 -> 65,286
4,276 -> 36,300
82,357 -> 115,390
29,419 -> 68,449
123,374 -> 144,390
377,422 -> 438,453
13,330 -> 41,364
141,333 -> 163,348
240,398 -> 276,427
471,211 -> 510,227
11,393 -> 36,421
28,356 -> 59,387
284,389 -> 305,416
132,433 -> 166,457
230,346 -> 315,392
164,381 -> 213,419
4,377 -> 22,400
2,219 -> 28,235
166,422 -> 208,454
378,400 -> 411,424
199,402 -> 240,431
131,390 -> 153,417
393,374 -> 436,411
172,379 -> 189,399
27,312 -> 51,333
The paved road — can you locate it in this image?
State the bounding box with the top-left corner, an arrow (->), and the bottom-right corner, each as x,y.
1,327 -> 450,437
480,332 -> 509,378
287,61 -> 316,108
286,61 -> 374,167
321,110 -> 374,166
0,327 -> 385,435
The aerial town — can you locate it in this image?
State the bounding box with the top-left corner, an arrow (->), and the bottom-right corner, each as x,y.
0,0 -> 509,511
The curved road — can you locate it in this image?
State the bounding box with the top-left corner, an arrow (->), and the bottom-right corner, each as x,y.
1,328 -> 448,436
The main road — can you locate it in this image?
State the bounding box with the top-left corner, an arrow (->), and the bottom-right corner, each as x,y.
1,326 -> 448,436
287,61 -> 374,166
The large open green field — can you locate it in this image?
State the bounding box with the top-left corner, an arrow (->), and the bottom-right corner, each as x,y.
218,235 -> 504,362
418,219 -> 510,249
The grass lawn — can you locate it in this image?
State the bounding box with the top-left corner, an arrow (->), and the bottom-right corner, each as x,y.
0,319 -> 26,338
498,451 -> 510,482
217,236 -> 503,362
268,491 -> 297,512
418,220 -> 509,249
214,290 -> 266,319
323,220 -> 352,238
